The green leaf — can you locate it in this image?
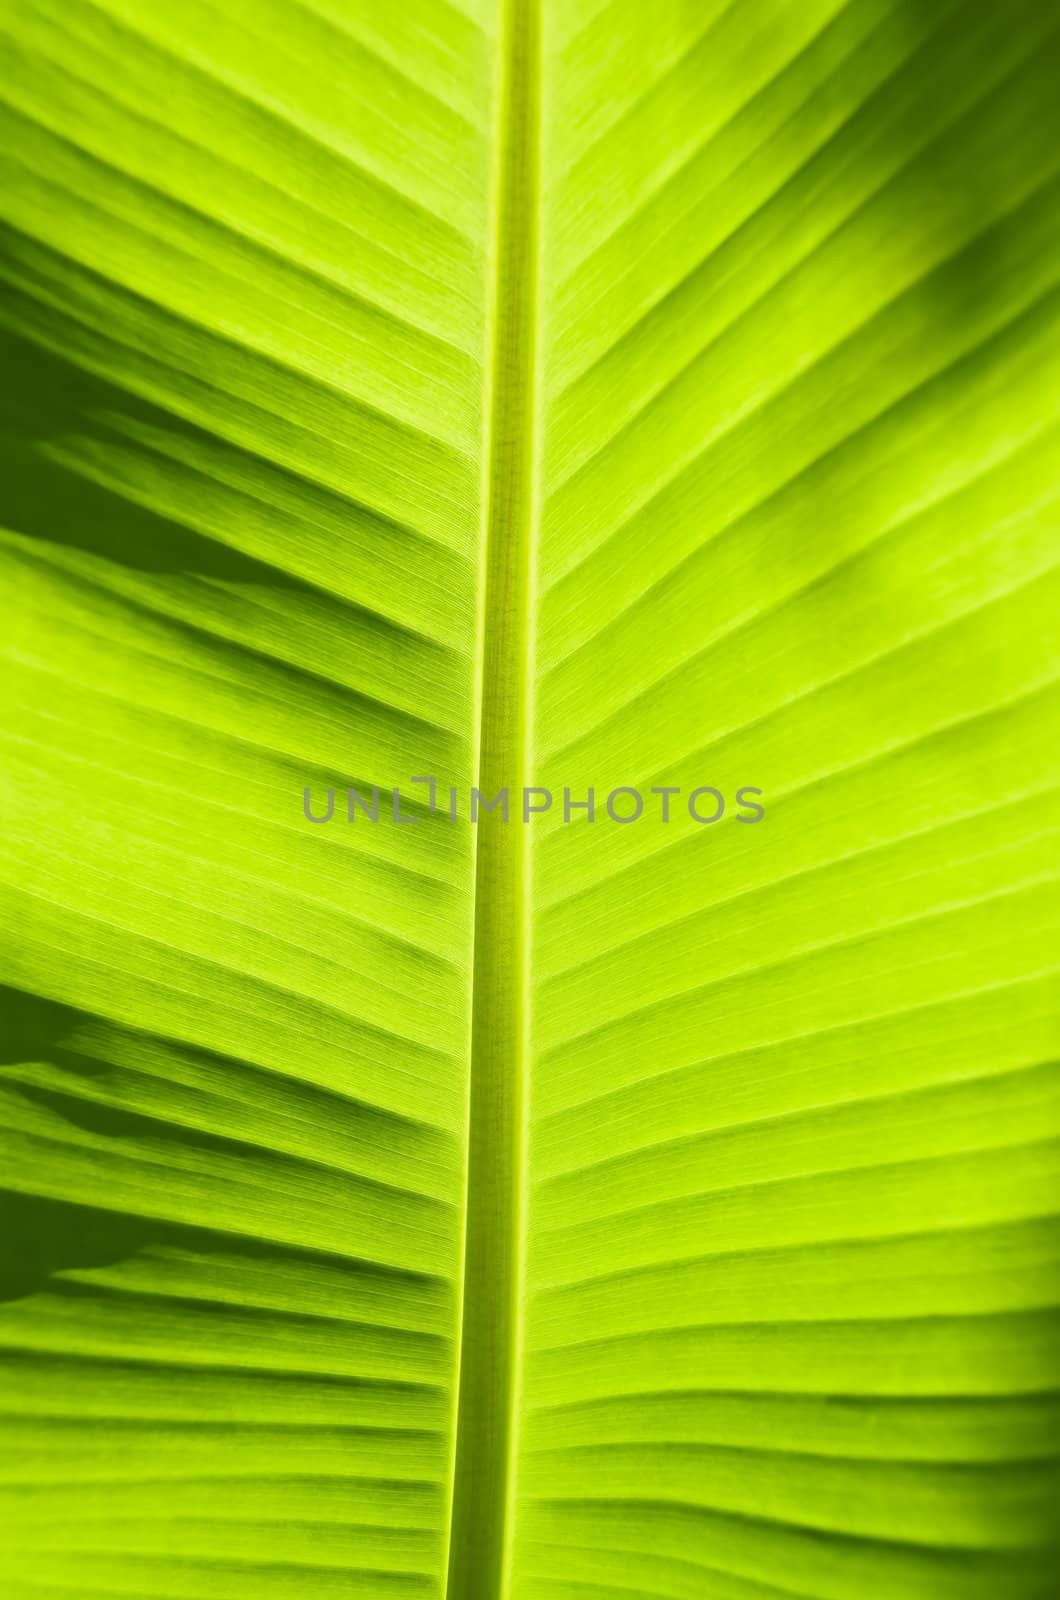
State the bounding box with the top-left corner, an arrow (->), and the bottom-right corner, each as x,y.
1,1 -> 1058,1598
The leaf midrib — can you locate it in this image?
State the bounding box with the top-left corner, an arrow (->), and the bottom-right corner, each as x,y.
446,1 -> 540,1596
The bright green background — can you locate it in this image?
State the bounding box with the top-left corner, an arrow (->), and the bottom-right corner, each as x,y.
1,1 -> 1059,1596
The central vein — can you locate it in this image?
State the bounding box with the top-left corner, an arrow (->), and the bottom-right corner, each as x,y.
446,0 -> 540,1596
